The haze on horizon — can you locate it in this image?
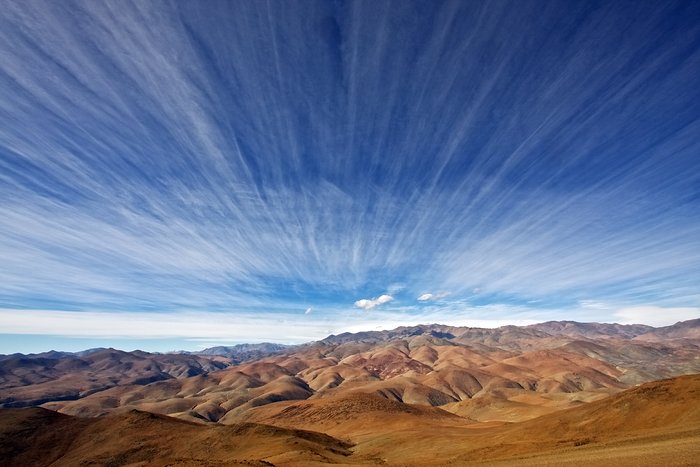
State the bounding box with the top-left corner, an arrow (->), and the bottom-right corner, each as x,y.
0,1 -> 699,353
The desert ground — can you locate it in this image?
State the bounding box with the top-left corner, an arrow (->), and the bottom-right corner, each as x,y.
1,320 -> 699,466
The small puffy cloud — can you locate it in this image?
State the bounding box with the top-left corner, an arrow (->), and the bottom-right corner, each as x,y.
417,292 -> 449,301
304,307 -> 312,315
376,294 -> 393,304
354,294 -> 394,310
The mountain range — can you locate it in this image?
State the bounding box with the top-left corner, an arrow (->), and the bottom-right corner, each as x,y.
1,319 -> 699,465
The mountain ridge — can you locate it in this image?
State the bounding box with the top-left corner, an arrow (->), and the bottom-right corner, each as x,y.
1,318 -> 698,420
3,318 -> 697,358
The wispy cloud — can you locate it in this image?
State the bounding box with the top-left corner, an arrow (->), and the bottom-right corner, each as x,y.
0,0 -> 698,336
0,304 -> 550,344
0,309 -> 336,343
0,305 -> 506,342
0,301 -> 696,353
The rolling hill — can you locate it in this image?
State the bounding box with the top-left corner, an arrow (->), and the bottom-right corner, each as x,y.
2,320 -> 698,425
0,319 -> 699,465
1,374 -> 698,466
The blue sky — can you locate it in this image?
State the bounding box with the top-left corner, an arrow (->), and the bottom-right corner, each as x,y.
1,1 -> 699,353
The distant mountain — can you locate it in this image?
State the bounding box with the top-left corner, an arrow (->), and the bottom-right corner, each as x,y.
321,324 -> 462,345
1,319 -> 698,423
0,348 -> 111,360
73,347 -> 109,357
195,342 -> 291,362
0,348 -> 229,408
527,320 -> 655,339
0,350 -> 74,361
635,318 -> 700,340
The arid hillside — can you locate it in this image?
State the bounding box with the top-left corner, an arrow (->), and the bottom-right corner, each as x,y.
0,406 -> 353,466
1,320 -> 698,426
1,321 -> 699,465
1,374 -> 699,466
0,348 -> 228,408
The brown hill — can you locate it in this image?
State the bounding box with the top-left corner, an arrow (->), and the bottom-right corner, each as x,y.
231,391 -> 466,437
528,320 -> 654,339
448,373 -> 700,466
513,373 -> 700,437
0,407 -> 352,466
0,349 -> 228,408
1,374 -> 699,466
334,374 -> 700,466
635,318 -> 700,341
2,319 -> 699,427
0,407 -> 89,466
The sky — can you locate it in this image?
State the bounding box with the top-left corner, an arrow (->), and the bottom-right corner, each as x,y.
1,0 -> 699,353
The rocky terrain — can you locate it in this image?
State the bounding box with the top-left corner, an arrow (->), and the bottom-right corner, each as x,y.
0,374 -> 698,466
0,319 -> 699,465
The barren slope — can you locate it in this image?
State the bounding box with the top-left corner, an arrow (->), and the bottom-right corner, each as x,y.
0,407 -> 352,466
2,320 -> 699,428
1,374 -> 699,466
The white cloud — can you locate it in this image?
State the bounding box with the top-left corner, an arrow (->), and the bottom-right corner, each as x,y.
613,306 -> 699,327
0,0 -> 698,324
354,294 -> 394,310
417,292 -> 449,301
0,306 -> 545,347
579,300 -> 610,310
0,309 -> 338,343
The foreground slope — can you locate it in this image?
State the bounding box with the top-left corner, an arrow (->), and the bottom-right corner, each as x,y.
0,407 -> 352,466
322,374 -> 700,465
451,373 -> 700,466
1,374 -> 698,466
